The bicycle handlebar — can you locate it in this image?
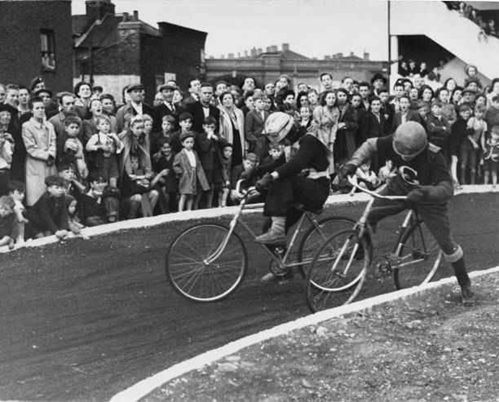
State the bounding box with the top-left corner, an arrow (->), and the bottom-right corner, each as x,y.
235,179 -> 256,199
347,176 -> 407,201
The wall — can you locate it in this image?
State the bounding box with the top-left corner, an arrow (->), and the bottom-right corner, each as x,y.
0,0 -> 73,91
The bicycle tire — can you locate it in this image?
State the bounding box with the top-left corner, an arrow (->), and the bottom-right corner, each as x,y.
393,221 -> 442,290
306,229 -> 371,313
166,223 -> 248,302
297,216 -> 356,278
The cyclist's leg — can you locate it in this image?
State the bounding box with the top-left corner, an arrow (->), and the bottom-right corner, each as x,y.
417,203 -> 473,302
366,185 -> 408,231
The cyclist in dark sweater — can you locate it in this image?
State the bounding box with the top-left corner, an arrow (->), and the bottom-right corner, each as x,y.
339,121 -> 473,304
252,112 -> 331,245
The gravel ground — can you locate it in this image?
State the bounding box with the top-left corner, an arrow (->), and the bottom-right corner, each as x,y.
144,271 -> 499,402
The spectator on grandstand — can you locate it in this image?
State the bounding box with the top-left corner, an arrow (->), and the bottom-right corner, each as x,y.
486,78 -> 499,106
0,195 -> 15,250
0,105 -> 15,196
241,91 -> 255,117
451,86 -> 464,108
86,115 -> 123,189
464,64 -> 483,89
151,139 -> 178,214
450,104 -> 473,187
377,159 -> 396,185
482,125 -> 499,186
219,143 -> 233,207
280,89 -> 297,117
173,88 -> 184,108
218,91 -> 245,167
355,161 -> 379,191
65,194 -> 85,237
419,61 -> 429,78
27,175 -> 69,239
245,92 -> 270,161
81,98 -> 107,145
186,82 -> 220,135
312,90 -> 339,175
74,81 -> 93,120
33,88 -> 58,119
474,93 -> 487,109
116,84 -> 154,134
296,91 -> 310,111
57,163 -> 86,207
29,77 -> 45,93
461,88 -> 477,108
214,80 -> 228,104
101,94 -> 116,117
319,73 -> 334,93
419,85 -> 435,109
119,116 -> 159,218
298,105 -> 312,132
173,131 -> 209,212
341,76 -> 355,96
23,97 -> 57,206
371,73 -> 387,97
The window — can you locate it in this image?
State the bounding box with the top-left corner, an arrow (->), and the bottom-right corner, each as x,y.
40,30 -> 56,71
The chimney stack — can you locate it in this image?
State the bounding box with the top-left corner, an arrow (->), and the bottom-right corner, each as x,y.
133,10 -> 139,21
282,43 -> 290,51
363,52 -> 370,60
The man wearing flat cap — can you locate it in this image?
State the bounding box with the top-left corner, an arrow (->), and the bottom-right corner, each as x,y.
116,83 -> 154,133
154,83 -> 182,131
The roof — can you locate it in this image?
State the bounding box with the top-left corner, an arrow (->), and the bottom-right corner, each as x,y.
73,13 -> 161,49
255,48 -> 309,60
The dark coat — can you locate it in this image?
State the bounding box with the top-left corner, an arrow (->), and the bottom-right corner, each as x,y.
28,192 -> 69,234
186,102 -> 221,134
360,111 -> 388,143
392,110 -> 425,132
335,104 -> 359,163
244,109 -> 270,160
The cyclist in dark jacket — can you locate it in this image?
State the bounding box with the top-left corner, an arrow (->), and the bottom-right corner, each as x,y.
338,121 -> 473,304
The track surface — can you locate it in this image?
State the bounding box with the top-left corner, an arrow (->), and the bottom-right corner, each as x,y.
0,193 -> 498,401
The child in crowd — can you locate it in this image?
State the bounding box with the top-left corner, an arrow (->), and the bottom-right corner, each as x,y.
0,195 -> 15,249
173,131 -> 210,211
450,104 -> 473,187
65,194 -> 86,237
482,125 -> 499,187
299,106 -> 312,130
378,159 -> 396,185
60,116 -> 88,179
196,116 -> 224,208
462,105 -> 487,184
245,92 -> 269,161
355,161 -> 379,191
152,139 -> 178,213
80,174 -> 119,226
230,152 -> 259,204
8,181 -> 27,245
151,114 -> 176,156
27,175 -> 69,240
427,100 -> 451,159
218,143 -> 233,208
85,115 -> 124,188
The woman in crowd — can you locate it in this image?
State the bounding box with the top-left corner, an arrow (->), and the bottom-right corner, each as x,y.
22,97 -> 57,206
218,91 -> 246,167
312,90 -> 339,174
74,81 -> 93,120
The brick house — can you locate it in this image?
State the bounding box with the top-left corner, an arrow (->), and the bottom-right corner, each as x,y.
73,0 -> 207,104
0,0 -> 73,91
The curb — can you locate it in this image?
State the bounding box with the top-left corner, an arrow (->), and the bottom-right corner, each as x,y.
1,185 -> 496,254
109,265 -> 499,402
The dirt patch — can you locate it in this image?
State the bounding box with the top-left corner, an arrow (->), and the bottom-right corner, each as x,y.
144,272 -> 499,402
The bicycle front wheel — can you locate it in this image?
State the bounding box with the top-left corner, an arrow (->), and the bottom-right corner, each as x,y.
393,221 -> 442,290
297,216 -> 356,276
166,223 -> 247,302
306,229 -> 370,313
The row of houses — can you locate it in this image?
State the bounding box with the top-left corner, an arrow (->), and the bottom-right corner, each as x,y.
0,0 -> 386,103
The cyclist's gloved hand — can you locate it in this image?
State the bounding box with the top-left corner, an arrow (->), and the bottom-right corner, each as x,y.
407,187 -> 427,203
255,173 -> 273,192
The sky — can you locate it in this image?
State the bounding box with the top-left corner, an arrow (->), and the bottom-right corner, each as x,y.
72,0 -> 389,60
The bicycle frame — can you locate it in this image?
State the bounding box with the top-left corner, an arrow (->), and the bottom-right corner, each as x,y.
205,185 -> 323,270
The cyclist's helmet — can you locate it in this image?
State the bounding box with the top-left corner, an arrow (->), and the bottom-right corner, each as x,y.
263,112 -> 295,144
392,121 -> 428,160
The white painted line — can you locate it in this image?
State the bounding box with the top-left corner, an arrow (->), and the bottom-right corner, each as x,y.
1,185 -> 496,254
108,265 -> 499,402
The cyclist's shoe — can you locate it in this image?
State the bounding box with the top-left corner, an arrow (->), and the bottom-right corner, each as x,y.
460,285 -> 475,306
261,270 -> 293,284
255,229 -> 286,246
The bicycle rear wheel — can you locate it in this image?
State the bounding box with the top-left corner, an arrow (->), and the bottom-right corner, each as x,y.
393,221 -> 442,290
306,229 -> 370,313
166,223 -> 247,302
297,216 -> 356,277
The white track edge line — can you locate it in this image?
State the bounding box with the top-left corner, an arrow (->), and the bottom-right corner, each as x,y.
1,185 -> 496,254
109,265 -> 499,402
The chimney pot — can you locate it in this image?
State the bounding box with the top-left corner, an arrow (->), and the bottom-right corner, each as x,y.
133,10 -> 139,20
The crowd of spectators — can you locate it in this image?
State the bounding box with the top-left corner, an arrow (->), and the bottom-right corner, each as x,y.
0,63 -> 498,250
445,2 -> 499,39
